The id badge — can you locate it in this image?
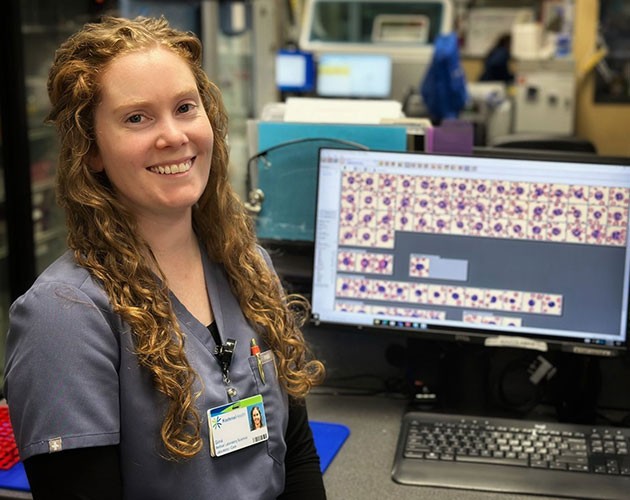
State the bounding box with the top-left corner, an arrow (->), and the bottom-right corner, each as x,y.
208,394 -> 268,457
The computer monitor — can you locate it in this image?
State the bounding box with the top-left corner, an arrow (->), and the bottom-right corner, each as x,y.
275,49 -> 316,93
316,53 -> 392,99
311,148 -> 630,356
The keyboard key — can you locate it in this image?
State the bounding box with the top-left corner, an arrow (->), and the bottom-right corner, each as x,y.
568,463 -> 590,472
531,459 -> 549,468
455,455 -> 528,467
549,461 -> 568,470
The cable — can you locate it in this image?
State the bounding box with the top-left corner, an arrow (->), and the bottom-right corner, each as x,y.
244,137 -> 370,213
312,373 -> 409,398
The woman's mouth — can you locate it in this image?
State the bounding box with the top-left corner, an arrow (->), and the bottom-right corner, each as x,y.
148,158 -> 194,175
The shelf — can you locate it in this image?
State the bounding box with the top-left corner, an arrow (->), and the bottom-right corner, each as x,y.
32,177 -> 55,193
0,229 -> 65,262
35,226 -> 65,245
28,126 -> 53,142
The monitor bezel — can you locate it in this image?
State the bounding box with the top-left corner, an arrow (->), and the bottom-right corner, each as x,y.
310,147 -> 630,357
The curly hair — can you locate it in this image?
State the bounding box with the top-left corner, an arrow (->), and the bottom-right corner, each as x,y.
46,16 -> 324,460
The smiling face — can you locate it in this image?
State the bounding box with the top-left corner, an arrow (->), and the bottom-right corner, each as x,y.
91,46 -> 214,223
252,407 -> 262,428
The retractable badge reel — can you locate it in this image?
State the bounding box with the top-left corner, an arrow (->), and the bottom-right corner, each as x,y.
215,338 -> 238,400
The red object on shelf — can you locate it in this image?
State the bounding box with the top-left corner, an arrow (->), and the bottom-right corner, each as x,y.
0,406 -> 19,470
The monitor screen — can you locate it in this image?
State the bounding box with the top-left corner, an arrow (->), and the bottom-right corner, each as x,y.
275,50 -> 315,93
311,148 -> 630,356
316,53 -> 392,99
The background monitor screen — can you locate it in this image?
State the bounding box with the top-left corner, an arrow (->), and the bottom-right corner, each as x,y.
275,49 -> 315,93
316,53 -> 392,99
311,148 -> 630,355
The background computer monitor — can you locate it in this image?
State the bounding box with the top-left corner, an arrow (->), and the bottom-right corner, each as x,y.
275,49 -> 316,93
311,148 -> 630,357
316,53 -> 392,99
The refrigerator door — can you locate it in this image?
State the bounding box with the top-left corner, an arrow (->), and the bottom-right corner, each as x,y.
19,1 -> 116,276
0,100 -> 8,364
1,0 -> 37,377
0,1 -> 114,372
23,3 -> 119,276
21,4 -> 77,275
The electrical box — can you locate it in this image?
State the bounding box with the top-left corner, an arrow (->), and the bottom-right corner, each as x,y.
513,59 -> 576,135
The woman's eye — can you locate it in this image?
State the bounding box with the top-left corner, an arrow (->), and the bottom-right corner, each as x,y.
178,103 -> 196,114
126,114 -> 143,124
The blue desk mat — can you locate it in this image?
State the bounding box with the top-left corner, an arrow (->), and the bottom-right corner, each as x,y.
0,421 -> 351,490
310,420 -> 350,473
0,462 -> 29,491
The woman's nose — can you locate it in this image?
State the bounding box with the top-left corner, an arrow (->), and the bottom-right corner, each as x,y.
155,117 -> 188,148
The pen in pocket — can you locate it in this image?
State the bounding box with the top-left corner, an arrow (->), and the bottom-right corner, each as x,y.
250,338 -> 266,384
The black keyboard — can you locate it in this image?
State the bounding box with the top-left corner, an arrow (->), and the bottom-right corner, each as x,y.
392,411 -> 630,499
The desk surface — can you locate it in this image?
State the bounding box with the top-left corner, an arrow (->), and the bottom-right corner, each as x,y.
0,488 -> 28,500
307,392 -> 565,500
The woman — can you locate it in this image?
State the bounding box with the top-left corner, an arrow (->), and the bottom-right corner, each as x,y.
4,16 -> 326,499
251,406 -> 265,430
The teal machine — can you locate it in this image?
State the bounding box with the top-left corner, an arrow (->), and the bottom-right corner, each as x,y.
246,122 -> 408,243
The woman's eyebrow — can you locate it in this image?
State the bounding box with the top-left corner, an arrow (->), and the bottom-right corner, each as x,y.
111,88 -> 199,114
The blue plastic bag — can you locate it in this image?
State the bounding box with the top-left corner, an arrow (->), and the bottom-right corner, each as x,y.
420,33 -> 468,121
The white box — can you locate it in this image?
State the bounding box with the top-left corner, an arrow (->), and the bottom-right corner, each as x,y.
513,59 -> 575,135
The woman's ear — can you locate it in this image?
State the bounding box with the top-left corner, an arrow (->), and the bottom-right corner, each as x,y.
88,148 -> 104,173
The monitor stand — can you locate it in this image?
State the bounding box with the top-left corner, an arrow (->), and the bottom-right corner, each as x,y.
549,353 -> 602,424
402,337 -> 603,424
402,338 -> 491,416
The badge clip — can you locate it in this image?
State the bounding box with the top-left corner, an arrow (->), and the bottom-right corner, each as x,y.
215,338 -> 236,385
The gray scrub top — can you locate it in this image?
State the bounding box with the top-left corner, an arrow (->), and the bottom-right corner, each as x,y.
4,248 -> 289,499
